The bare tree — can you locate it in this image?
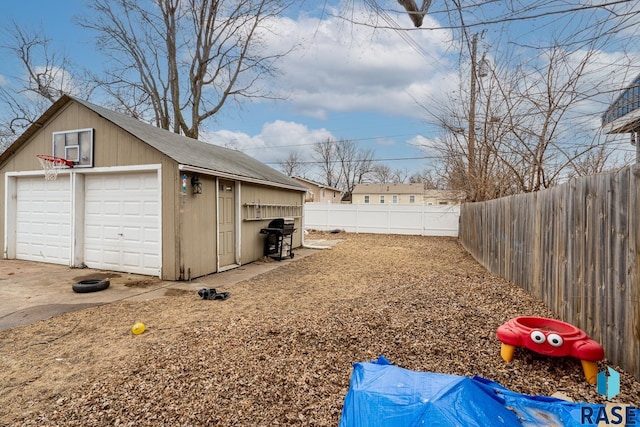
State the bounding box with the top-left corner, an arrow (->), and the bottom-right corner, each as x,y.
334,1 -> 638,196
487,44 -> 619,194
432,130 -> 518,200
0,24 -> 89,148
311,138 -> 376,195
566,141 -> 624,179
80,0 -> 295,139
410,170 -> 442,189
408,172 -> 423,184
313,138 -> 338,188
392,168 -> 410,183
418,29 -> 627,202
371,164 -> 393,183
279,150 -> 305,177
371,165 -> 410,183
335,139 -> 375,196
359,0 -> 640,35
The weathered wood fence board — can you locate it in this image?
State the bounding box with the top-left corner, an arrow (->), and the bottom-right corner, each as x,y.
459,165 -> 640,379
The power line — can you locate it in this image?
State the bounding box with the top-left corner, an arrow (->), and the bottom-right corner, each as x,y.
265,155 -> 438,165
376,7 -> 449,72
239,133 -> 428,150
349,0 -> 635,32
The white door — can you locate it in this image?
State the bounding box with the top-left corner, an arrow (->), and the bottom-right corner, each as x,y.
15,177 -> 71,265
218,179 -> 236,267
84,172 -> 160,275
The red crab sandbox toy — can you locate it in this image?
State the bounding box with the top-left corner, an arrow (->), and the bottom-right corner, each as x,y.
496,316 -> 604,384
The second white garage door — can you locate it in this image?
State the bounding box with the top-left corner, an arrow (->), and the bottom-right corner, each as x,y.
84,172 -> 160,275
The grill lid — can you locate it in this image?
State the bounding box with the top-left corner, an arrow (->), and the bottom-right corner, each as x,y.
267,217 -> 295,229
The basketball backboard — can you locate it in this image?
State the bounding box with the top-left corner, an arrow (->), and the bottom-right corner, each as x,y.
52,128 -> 94,167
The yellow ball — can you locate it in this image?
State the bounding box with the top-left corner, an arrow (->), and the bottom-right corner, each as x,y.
131,322 -> 146,335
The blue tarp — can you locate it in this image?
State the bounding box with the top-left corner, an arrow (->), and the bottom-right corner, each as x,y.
339,356 -> 634,427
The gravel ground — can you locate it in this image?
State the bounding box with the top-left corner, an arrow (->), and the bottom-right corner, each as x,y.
1,232 -> 638,426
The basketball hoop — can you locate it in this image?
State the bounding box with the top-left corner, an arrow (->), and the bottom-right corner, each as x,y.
36,154 -> 74,181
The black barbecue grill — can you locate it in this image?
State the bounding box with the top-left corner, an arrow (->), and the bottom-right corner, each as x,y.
260,217 -> 295,260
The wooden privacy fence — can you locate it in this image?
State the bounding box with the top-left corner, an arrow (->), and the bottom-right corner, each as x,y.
459,165 -> 640,379
303,203 -> 460,237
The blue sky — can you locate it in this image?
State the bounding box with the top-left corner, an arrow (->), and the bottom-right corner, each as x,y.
2,1 -> 640,182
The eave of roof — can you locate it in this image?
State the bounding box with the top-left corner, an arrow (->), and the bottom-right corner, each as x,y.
352,183 -> 424,194
602,107 -> 640,134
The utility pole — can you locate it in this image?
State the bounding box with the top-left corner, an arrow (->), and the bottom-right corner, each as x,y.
468,33 -> 478,202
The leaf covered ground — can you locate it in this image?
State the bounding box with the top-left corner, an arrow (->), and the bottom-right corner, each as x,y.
1,232 -> 638,426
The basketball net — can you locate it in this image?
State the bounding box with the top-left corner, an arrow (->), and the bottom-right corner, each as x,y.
36,155 -> 72,181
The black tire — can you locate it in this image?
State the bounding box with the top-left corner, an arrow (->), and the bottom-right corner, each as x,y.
72,279 -> 110,293
290,252 -> 295,259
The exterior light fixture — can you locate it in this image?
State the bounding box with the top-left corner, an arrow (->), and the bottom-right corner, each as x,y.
191,175 -> 202,194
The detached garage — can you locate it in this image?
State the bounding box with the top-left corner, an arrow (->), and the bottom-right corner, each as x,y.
0,95 -> 306,280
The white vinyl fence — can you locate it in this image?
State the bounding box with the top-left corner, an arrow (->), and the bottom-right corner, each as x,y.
303,203 -> 460,237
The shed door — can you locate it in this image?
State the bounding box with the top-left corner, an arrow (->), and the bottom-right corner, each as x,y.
218,180 -> 235,267
15,177 -> 71,265
84,172 -> 160,275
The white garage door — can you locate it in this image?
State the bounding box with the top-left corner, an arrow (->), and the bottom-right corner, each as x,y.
16,177 -> 71,265
84,172 -> 160,275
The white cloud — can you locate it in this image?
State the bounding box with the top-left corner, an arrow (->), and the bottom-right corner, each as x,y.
208,2 -> 640,176
407,134 -> 439,155
94,2 -> 640,178
31,65 -> 84,97
201,120 -> 334,164
198,3 -> 462,176
257,3 -> 457,120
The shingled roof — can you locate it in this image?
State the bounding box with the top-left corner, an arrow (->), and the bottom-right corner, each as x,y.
352,183 -> 424,194
1,95 -> 306,191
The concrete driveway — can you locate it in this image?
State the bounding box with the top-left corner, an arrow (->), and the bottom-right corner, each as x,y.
0,239 -> 338,330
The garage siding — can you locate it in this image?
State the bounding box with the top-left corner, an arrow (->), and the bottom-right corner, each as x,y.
240,183 -> 304,263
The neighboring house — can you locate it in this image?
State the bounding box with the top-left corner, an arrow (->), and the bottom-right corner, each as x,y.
602,72 -> 640,162
352,183 -> 466,205
423,190 -> 466,206
0,95 -> 307,280
352,183 -> 424,205
291,176 -> 343,203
